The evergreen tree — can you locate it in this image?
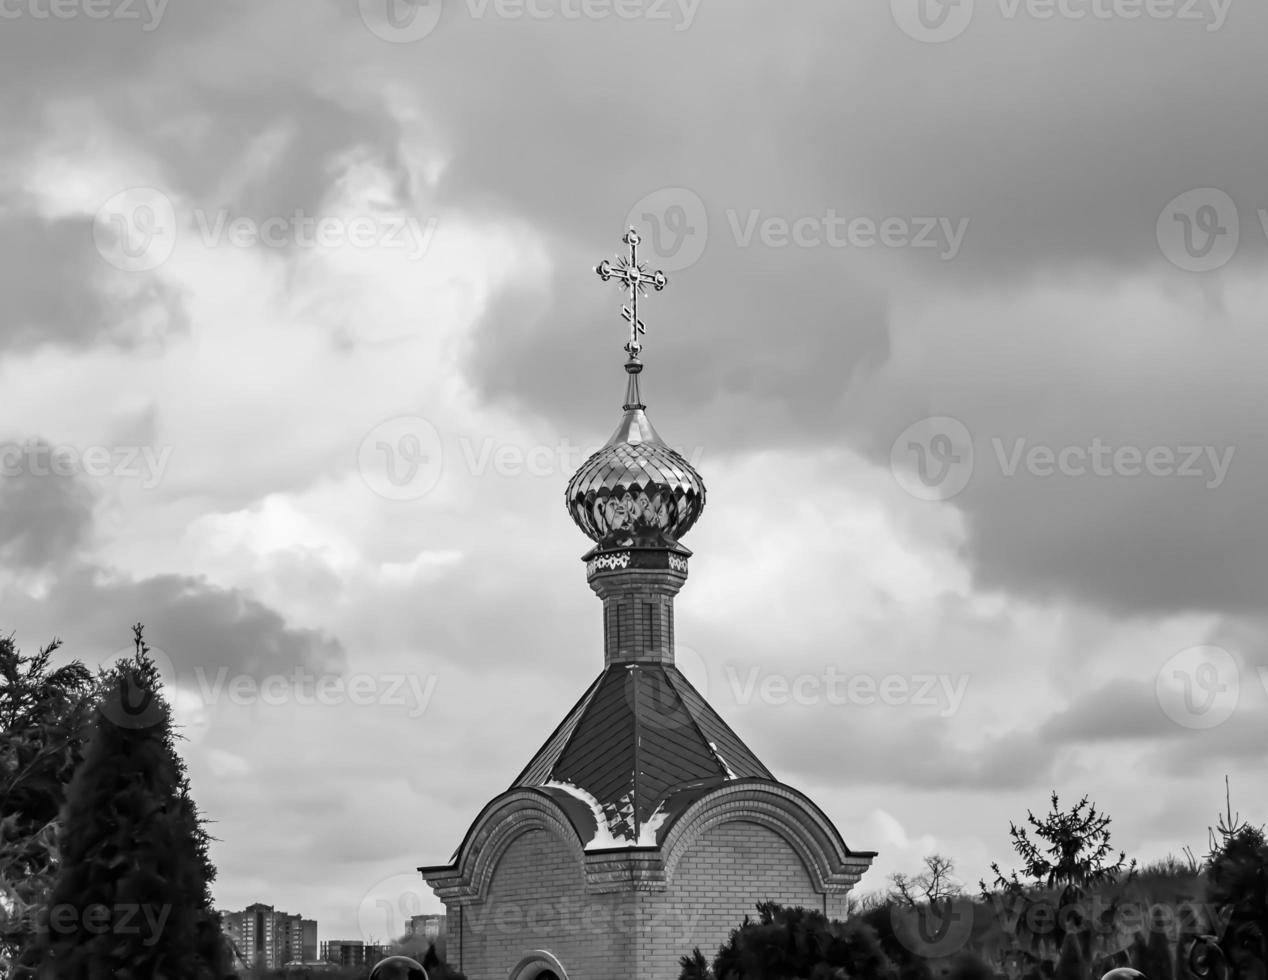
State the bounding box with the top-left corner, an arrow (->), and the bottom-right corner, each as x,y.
1202,780 -> 1267,980
688,903 -> 898,980
982,792 -> 1136,965
24,625 -> 228,979
1052,931 -> 1086,980
0,632 -> 96,975
679,948 -> 712,980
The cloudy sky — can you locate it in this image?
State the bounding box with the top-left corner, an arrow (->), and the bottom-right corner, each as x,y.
3,0 -> 1267,947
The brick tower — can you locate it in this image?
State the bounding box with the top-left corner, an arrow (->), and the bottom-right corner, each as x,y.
420,230 -> 875,980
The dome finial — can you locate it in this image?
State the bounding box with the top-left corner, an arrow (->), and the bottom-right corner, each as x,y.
594,227 -> 668,363
567,229 -> 704,550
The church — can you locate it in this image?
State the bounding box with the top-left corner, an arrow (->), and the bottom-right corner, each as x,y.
419,230 -> 875,980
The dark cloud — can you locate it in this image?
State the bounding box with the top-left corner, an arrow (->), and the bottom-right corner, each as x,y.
0,209 -> 190,353
752,706 -> 1055,793
1038,679 -> 1180,744
0,440 -> 97,568
3,564 -> 345,685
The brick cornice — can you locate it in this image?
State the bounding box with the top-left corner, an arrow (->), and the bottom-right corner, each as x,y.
422,780 -> 877,908
660,780 -> 876,894
419,789 -> 589,906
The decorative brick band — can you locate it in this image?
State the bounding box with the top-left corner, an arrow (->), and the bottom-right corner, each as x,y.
587,551 -> 632,575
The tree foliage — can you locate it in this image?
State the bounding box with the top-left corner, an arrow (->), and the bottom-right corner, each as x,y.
979,792 -> 1136,967
0,632 -> 96,974
1203,783 -> 1267,980
984,792 -> 1136,898
21,624 -> 228,979
681,902 -> 898,980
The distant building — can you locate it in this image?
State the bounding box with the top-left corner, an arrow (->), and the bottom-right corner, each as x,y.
407,913 -> 446,942
221,902 -> 318,970
321,939 -> 390,967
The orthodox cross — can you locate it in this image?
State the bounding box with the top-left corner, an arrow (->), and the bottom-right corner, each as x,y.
594,228 -> 668,359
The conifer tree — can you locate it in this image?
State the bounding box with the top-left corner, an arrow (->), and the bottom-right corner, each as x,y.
25,625 -> 228,979
0,632 -> 96,976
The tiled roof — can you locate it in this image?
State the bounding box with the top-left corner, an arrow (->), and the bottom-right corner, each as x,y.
511,662 -> 773,848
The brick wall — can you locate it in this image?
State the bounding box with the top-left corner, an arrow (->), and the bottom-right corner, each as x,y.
448,828 -> 631,980
448,820 -> 827,980
640,820 -> 822,978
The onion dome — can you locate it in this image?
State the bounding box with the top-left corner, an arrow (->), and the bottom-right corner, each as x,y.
566,358 -> 706,548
